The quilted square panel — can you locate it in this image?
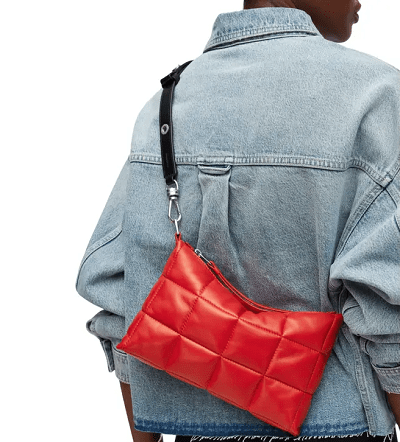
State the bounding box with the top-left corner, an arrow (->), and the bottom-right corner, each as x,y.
283,312 -> 337,352
266,336 -> 320,393
127,312 -> 180,369
222,318 -> 282,373
165,334 -> 220,386
207,356 -> 263,408
183,296 -> 239,355
144,277 -> 196,332
248,375 -> 312,436
165,242 -> 214,294
200,278 -> 248,317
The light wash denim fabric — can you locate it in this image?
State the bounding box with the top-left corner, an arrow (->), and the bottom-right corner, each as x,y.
75,7 -> 400,438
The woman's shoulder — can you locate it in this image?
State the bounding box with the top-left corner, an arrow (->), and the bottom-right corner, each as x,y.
318,37 -> 399,80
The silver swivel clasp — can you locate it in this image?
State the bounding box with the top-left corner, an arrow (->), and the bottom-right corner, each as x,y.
167,179 -> 181,235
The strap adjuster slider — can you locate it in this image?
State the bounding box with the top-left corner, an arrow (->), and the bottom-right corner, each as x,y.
160,66 -> 181,88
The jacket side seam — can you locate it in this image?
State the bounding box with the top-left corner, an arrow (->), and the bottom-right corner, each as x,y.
75,225 -> 123,290
332,179 -> 385,261
395,212 -> 400,233
386,165 -> 400,207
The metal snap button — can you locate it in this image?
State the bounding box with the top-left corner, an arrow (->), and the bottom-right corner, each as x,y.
161,124 -> 169,135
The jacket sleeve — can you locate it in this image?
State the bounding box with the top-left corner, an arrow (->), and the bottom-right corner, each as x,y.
329,169 -> 400,393
75,156 -> 130,381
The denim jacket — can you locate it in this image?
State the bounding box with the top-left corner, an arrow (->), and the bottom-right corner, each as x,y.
75,7 -> 400,438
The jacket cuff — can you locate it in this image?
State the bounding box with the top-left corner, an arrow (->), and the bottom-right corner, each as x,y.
359,338 -> 400,393
371,363 -> 400,393
86,310 -> 129,383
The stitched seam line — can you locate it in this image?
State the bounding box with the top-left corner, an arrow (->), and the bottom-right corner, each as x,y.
373,366 -> 400,374
129,155 -> 391,184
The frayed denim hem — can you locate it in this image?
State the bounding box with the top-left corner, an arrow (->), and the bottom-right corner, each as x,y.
189,432 -> 396,441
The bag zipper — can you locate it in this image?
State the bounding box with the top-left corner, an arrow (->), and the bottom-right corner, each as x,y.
194,247 -> 288,313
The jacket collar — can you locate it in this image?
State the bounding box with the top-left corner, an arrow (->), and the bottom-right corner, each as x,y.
203,7 -> 323,53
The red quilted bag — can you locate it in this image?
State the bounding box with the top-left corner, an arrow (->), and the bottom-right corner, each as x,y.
117,62 -> 343,436
117,234 -> 343,436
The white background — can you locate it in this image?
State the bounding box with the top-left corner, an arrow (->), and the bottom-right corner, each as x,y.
1,0 -> 399,441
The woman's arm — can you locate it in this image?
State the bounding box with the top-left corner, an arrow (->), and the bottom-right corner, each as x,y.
386,392 -> 400,427
120,381 -> 163,442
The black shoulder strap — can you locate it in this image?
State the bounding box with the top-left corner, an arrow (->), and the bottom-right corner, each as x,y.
159,60 -> 193,186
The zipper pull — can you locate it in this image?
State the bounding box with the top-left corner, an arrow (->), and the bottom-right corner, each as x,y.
194,248 -> 211,265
